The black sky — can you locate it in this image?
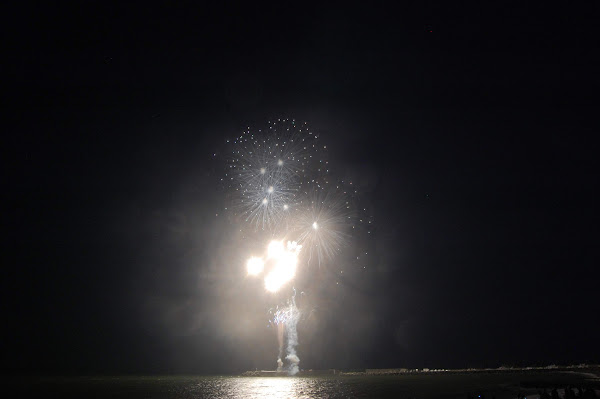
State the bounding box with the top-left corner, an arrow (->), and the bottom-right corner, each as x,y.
3,2 -> 598,374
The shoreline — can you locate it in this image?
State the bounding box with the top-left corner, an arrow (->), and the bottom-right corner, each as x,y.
241,365 -> 600,378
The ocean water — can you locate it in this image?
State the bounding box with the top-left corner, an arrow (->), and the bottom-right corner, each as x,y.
12,372 -> 598,399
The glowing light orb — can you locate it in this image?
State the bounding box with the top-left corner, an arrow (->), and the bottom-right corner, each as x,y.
267,240 -> 285,259
277,159 -> 283,166
262,198 -> 268,205
260,167 -> 266,174
265,255 -> 297,292
246,257 -> 264,276
283,204 -> 289,210
267,186 -> 274,193
264,240 -> 302,293
312,222 -> 318,230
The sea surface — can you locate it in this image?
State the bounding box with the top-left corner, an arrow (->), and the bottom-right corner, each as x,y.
9,372 -> 599,399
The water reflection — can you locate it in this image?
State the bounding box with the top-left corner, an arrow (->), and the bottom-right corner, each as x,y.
243,377 -> 301,399
22,374 -> 580,399
184,376 -> 317,399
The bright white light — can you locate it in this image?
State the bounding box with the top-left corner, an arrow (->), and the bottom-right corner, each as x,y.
267,186 -> 274,193
260,167 -> 266,174
265,266 -> 294,292
262,198 -> 268,205
277,159 -> 283,166
264,259 -> 296,292
312,222 -> 318,230
246,257 -> 264,276
264,240 -> 302,293
267,240 -> 284,259
283,204 -> 289,210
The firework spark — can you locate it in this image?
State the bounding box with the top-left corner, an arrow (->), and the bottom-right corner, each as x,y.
224,119 -> 328,232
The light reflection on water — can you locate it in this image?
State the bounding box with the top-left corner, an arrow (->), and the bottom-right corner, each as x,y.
15,374 -> 564,398
236,377 -> 302,399
184,377 -> 341,399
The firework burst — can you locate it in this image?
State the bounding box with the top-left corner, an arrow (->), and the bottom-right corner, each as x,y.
224,119 -> 328,232
218,118 -> 372,374
291,187 -> 352,267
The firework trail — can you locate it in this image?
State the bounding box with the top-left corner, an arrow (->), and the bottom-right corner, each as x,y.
270,295 -> 300,374
284,296 -> 300,375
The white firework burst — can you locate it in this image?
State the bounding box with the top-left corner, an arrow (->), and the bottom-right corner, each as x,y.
291,187 -> 353,267
224,119 -> 327,231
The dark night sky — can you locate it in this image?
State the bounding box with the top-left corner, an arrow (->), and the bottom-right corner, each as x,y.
3,3 -> 598,374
